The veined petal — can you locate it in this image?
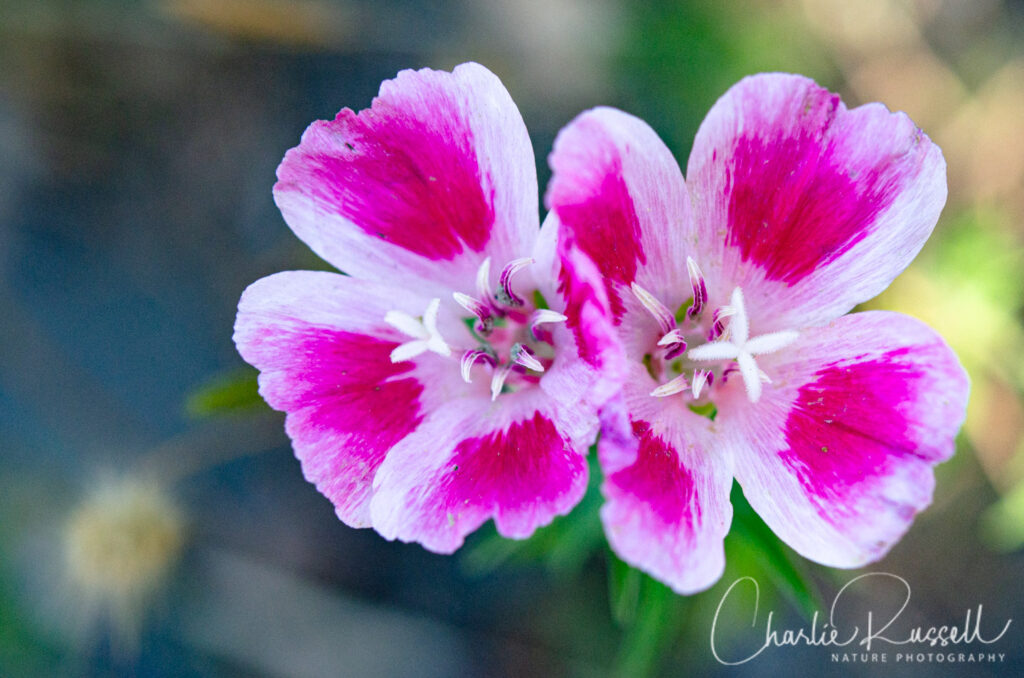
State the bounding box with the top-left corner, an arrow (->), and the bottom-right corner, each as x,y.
687,73 -> 947,329
274,63 -> 539,294
601,414 -> 733,595
233,271 -> 464,527
369,390 -> 597,553
536,221 -> 627,410
720,311 -> 969,567
594,363 -> 735,593
547,107 -> 696,323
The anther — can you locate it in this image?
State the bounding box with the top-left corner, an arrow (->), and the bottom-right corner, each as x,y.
475,257 -> 495,308
650,373 -> 689,398
657,329 -> 686,347
630,282 -> 675,334
497,258 -> 533,307
511,343 -> 545,372
708,306 -> 736,341
686,257 -> 707,320
453,291 -> 494,334
691,369 -> 713,399
657,328 -> 688,359
530,309 -> 567,342
460,349 -> 495,383
490,364 -> 512,401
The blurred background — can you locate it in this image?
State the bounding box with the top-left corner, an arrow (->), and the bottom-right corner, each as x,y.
2,0 -> 1023,676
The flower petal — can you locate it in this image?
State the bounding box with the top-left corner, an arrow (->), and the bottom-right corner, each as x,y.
720,311 -> 968,567
369,390 -> 596,553
600,368 -> 734,593
527,214 -> 627,415
275,63 -> 538,293
234,271 -> 463,527
546,107 -> 696,323
687,73 -> 947,329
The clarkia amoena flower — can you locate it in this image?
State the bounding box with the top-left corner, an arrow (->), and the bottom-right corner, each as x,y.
234,63 -> 620,552
547,74 -> 970,593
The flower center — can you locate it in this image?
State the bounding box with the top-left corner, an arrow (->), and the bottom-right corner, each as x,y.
387,257 -> 566,401
635,258 -> 798,404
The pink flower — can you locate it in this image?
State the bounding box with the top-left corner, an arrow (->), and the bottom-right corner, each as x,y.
547,74 -> 970,593
234,64 -> 620,552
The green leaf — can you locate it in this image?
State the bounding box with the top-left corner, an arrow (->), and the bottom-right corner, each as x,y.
608,552 -> 643,626
186,367 -> 267,417
980,480 -> 1024,552
728,483 -> 823,619
607,553 -> 687,678
687,401 -> 718,420
459,525 -> 533,575
544,472 -> 605,575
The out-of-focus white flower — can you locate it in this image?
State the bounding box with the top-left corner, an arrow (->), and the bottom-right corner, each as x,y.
62,476 -> 185,647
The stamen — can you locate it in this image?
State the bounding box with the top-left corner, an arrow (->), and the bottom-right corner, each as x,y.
630,282 -> 675,334
453,292 -> 490,320
708,306 -> 735,341
530,309 -> 567,330
453,292 -> 494,334
692,369 -> 712,399
530,309 -> 567,342
657,329 -> 687,360
460,349 -> 495,383
657,329 -> 686,347
490,364 -> 512,401
475,257 -> 495,308
686,257 -> 707,320
511,343 -> 545,372
651,373 -> 689,398
497,257 -> 533,307
664,343 -> 687,360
